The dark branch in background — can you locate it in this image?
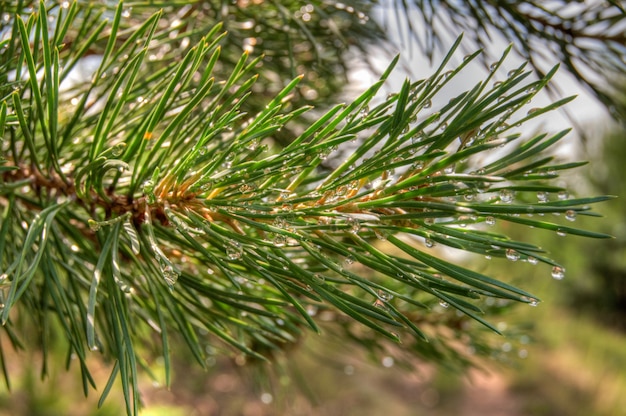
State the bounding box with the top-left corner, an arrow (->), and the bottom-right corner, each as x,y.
378,0 -> 626,120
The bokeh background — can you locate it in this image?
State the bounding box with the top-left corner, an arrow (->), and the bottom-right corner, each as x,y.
1,2 -> 625,415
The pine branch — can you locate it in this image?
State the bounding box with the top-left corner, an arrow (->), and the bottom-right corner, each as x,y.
0,1 -> 613,414
381,0 -> 626,119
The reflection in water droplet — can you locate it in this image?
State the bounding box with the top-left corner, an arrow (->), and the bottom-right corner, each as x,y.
527,257 -> 538,265
162,265 -> 179,285
88,219 -> 100,231
551,266 -> 565,280
499,189 -> 514,203
505,249 -> 519,261
485,216 -> 496,226
425,238 -> 435,248
377,289 -> 393,302
226,242 -> 243,260
537,191 -> 549,202
565,210 -> 576,221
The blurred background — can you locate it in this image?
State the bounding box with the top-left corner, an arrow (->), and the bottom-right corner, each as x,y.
1,1 -> 625,415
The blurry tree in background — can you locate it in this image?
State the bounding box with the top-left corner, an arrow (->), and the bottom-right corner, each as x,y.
0,1 -> 624,415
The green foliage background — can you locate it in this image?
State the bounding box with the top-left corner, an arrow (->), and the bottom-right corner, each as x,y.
0,1 -> 623,415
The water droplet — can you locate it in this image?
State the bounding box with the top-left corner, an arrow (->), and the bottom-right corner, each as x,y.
226,242 -> 243,260
374,229 -> 387,241
162,265 -> 179,285
313,274 -> 325,284
111,143 -> 126,157
565,210 -> 576,221
377,289 -> 393,302
527,256 -> 538,265
485,216 -> 496,226
223,152 -> 235,168
536,191 -> 549,203
443,164 -> 455,174
346,217 -> 360,234
423,99 -> 432,109
529,298 -> 539,307
88,219 -> 101,231
507,69 -> 518,78
505,249 -> 520,261
439,301 -> 449,308
551,266 -> 565,280
499,189 -> 514,203
489,62 -> 499,72
558,191 -> 569,200
556,229 -> 567,237
425,238 -> 435,248
273,234 -> 286,247
345,255 -> 355,265
122,8 -> 132,18
142,179 -> 154,192
527,107 -> 540,116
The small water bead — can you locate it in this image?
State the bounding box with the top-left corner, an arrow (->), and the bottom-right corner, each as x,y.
423,99 -> 432,109
526,107 -> 541,116
223,152 -> 235,168
88,219 -> 101,231
507,69 -> 519,78
537,191 -> 549,202
556,229 -> 567,237
344,255 -> 356,265
425,238 -> 435,248
485,216 -> 496,226
346,217 -> 360,234
273,234 -> 286,247
439,301 -> 449,308
313,274 -> 325,284
377,289 -> 393,302
443,164 -> 455,174
489,62 -> 499,72
525,85 -> 538,94
162,265 -> 179,285
499,189 -> 514,203
374,229 -> 387,241
527,256 -> 538,265
226,242 -> 243,260
565,210 -> 576,221
111,143 -> 126,157
122,8 -> 132,18
558,191 -> 569,200
551,266 -> 565,280
505,249 -> 520,261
